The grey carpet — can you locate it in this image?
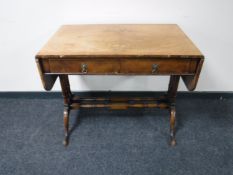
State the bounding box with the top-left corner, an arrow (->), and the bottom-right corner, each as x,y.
0,93 -> 233,175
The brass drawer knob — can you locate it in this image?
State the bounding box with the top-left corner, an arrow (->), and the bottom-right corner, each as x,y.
81,63 -> 88,73
152,64 -> 158,74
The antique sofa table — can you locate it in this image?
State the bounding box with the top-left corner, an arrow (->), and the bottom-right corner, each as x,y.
36,24 -> 204,146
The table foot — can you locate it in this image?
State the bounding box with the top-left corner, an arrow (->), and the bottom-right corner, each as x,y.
63,138 -> 69,146
170,138 -> 176,146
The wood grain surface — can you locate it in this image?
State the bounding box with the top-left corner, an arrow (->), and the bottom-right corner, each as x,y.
36,24 -> 203,58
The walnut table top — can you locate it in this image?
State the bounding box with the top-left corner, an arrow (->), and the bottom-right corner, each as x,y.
36,24 -> 203,58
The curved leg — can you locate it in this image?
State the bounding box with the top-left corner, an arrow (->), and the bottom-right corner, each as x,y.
63,107 -> 70,146
167,75 -> 180,146
170,105 -> 176,146
59,75 -> 72,146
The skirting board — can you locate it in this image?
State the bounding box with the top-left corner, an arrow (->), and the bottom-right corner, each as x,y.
0,91 -> 232,99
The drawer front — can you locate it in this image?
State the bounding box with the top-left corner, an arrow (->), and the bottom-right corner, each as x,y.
120,58 -> 195,75
49,59 -> 120,74
48,58 -> 197,75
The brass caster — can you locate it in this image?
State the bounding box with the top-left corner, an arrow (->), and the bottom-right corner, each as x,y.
170,139 -> 176,146
63,139 -> 69,146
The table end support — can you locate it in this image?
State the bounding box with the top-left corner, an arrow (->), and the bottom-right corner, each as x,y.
63,106 -> 70,146
167,75 -> 180,146
169,104 -> 176,146
59,75 -> 73,147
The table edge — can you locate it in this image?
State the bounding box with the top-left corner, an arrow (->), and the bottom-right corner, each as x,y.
35,54 -> 204,59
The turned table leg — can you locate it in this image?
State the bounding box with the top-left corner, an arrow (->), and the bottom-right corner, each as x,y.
167,75 -> 180,146
63,106 -> 70,146
59,75 -> 72,146
169,105 -> 176,146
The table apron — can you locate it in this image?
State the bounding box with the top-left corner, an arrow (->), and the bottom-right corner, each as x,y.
40,58 -> 198,75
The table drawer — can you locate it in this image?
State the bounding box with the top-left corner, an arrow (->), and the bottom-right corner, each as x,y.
120,58 -> 196,75
49,59 -> 120,74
